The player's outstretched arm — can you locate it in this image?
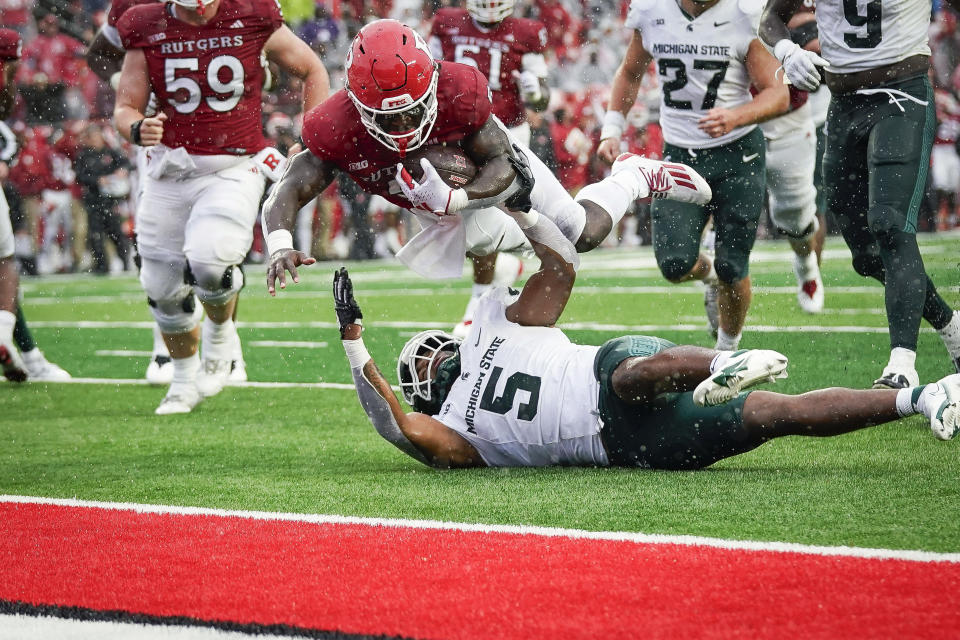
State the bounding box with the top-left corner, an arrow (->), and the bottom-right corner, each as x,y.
262,150 -> 336,295
333,268 -> 485,469
263,25 -> 330,111
597,31 -> 653,164
758,0 -> 806,49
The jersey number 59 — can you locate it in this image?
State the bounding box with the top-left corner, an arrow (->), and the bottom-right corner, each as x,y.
164,56 -> 245,114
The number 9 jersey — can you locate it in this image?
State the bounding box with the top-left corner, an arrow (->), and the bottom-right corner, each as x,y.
626,0 -> 760,149
118,0 -> 283,155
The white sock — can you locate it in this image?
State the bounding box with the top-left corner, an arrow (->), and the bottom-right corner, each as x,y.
937,310 -> 960,357
576,173 -> 638,232
702,258 -> 717,283
171,352 -> 200,386
202,318 -> 234,361
462,283 -> 491,321
152,324 -> 170,357
888,347 -> 917,372
0,309 -> 15,344
895,385 -> 928,417
715,328 -> 741,351
794,252 -> 818,281
232,328 -> 244,362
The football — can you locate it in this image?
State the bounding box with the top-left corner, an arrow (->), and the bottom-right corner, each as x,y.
402,144 -> 478,187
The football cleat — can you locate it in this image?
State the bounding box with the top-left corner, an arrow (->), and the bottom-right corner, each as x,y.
924,374 -> 960,441
793,254 -> 824,314
196,358 -> 232,398
612,153 -> 712,206
693,349 -> 789,406
229,359 -> 247,383
155,383 -> 202,415
0,342 -> 27,382
145,355 -> 174,386
872,367 -> 920,390
22,349 -> 71,381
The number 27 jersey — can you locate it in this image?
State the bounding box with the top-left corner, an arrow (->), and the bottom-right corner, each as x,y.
118,0 -> 282,155
627,0 -> 759,149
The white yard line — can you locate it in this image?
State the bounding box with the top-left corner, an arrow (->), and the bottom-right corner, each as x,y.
3,494 -> 958,564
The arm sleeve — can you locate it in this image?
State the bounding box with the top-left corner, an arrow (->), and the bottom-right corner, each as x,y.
351,365 -> 432,466
0,121 -> 17,163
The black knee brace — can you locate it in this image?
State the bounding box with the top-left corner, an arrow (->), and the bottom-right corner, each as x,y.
714,257 -> 746,284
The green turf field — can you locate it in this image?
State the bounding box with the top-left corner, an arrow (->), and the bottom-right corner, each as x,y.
3,233 -> 959,552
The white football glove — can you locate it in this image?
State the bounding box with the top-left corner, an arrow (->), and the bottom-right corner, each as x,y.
395,158 -> 468,216
512,69 -> 543,102
773,39 -> 829,92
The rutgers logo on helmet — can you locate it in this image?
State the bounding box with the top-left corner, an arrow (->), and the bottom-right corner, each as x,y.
466,0 -> 516,25
345,20 -> 440,156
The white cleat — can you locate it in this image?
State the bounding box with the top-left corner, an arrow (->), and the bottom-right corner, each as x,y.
228,359 -> 247,383
612,152 -> 712,206
452,320 -> 472,341
145,355 -> 174,385
793,256 -> 824,314
196,358 -> 232,398
872,367 -> 920,390
693,349 -> 789,407
155,383 -> 202,415
925,374 -> 960,441
0,341 -> 27,382
22,349 -> 71,381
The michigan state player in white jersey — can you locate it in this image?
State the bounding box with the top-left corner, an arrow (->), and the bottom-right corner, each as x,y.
761,0 -> 960,389
328,204 -> 960,470
598,0 -> 789,352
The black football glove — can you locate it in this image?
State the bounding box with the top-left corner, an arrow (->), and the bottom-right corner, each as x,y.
504,143 -> 535,213
333,267 -> 363,338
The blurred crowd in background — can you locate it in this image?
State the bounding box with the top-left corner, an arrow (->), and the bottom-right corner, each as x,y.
1,0 -> 959,275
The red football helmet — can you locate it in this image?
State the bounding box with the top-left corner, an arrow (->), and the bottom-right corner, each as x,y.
345,20 -> 439,155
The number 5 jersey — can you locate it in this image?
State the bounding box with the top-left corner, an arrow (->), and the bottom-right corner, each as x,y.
118,0 -> 282,155
435,287 -> 609,467
626,0 -> 759,149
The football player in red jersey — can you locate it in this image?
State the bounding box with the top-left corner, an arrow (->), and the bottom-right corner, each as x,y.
0,28 -> 71,382
263,20 -> 712,300
428,0 -> 551,338
113,0 -> 329,415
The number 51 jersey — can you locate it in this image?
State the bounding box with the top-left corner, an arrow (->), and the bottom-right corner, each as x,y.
436,288 -> 608,467
627,0 -> 759,149
118,0 -> 282,155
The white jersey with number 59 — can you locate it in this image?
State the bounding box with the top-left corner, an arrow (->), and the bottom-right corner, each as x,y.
815,0 -> 931,74
627,0 -> 761,149
435,288 -> 607,468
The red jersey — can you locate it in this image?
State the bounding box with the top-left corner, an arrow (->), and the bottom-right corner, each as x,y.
108,0 -> 153,30
935,88 -> 960,146
303,62 -> 492,209
118,0 -> 283,155
0,27 -> 19,91
429,8 -> 546,128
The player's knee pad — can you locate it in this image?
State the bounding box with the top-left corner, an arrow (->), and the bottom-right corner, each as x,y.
140,257 -> 200,334
187,260 -> 244,306
464,207 -> 529,256
866,203 -> 904,238
851,253 -> 884,280
657,253 -> 698,283
714,256 -> 747,284
770,204 -> 818,240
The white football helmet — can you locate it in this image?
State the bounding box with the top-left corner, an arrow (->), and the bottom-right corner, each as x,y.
466,0 -> 515,24
397,330 -> 461,414
345,20 -> 440,155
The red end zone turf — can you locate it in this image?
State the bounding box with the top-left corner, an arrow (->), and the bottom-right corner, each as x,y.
1,499 -> 958,639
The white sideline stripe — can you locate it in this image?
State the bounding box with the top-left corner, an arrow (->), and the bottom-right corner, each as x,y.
21,284 -> 888,305
3,495 -> 958,564
0,615 -> 303,640
49,377 -> 358,391
249,340 -> 329,348
27,319 -> 922,334
95,350 -> 155,357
